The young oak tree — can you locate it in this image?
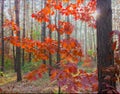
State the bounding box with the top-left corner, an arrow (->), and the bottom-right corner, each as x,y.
5,0 -> 119,93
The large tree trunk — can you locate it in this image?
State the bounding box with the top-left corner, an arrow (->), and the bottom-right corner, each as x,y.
15,0 -> 22,81
1,0 -> 4,71
96,0 -> 115,93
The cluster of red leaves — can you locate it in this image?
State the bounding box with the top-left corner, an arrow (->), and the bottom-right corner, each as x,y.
47,21 -> 74,35
50,63 -> 98,93
32,0 -> 96,28
4,36 -> 83,64
23,62 -> 98,93
60,0 -> 96,28
111,30 -> 120,81
4,36 -> 58,60
4,36 -> 20,46
59,21 -> 74,35
3,0 -> 99,93
100,83 -> 119,94
24,64 -> 47,80
102,65 -> 119,82
98,31 -> 120,93
3,19 -> 19,34
110,30 -> 120,65
31,6 -> 54,22
60,38 -> 83,63
82,56 -> 92,67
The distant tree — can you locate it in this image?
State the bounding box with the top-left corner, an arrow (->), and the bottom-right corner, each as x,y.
15,0 -> 22,81
9,0 -> 16,72
29,0 -> 34,63
48,15 -> 52,76
41,0 -> 46,64
1,0 -> 5,71
96,0 -> 115,93
22,0 -> 26,66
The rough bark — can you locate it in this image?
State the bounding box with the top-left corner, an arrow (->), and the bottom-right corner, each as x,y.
96,0 -> 115,92
15,0 -> 22,81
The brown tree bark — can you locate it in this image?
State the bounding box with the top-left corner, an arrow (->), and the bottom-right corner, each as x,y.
41,0 -> 46,64
22,0 -> 26,66
48,15 -> 52,76
15,0 -> 22,81
28,0 -> 34,63
1,0 -> 4,71
96,0 -> 115,93
9,0 -> 16,72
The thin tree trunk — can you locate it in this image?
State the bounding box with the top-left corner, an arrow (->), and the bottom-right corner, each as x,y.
56,1 -> 61,93
66,2 -> 70,39
22,0 -> 26,66
48,15 -> 52,76
9,0 -> 16,72
75,20 -> 77,39
1,0 -> 4,71
41,0 -> 46,64
84,23 -> 87,55
15,0 -> 22,81
29,0 -> 34,62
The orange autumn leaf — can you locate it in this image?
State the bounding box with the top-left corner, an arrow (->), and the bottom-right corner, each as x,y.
50,70 -> 57,79
77,0 -> 84,4
39,64 -> 48,73
62,0 -> 69,3
44,7 -> 51,14
3,19 -> 19,32
51,11 -> 55,15
54,3 -> 62,10
47,24 -> 56,32
64,68 -> 70,73
47,0 -> 51,3
63,22 -> 74,35
92,83 -> 98,91
24,70 -> 37,80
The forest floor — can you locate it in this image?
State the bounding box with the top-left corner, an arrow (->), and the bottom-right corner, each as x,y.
1,76 -> 120,93
0,73 -> 58,93
0,68 -> 120,93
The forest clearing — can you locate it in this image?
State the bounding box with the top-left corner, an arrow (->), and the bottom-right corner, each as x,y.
0,0 -> 120,93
